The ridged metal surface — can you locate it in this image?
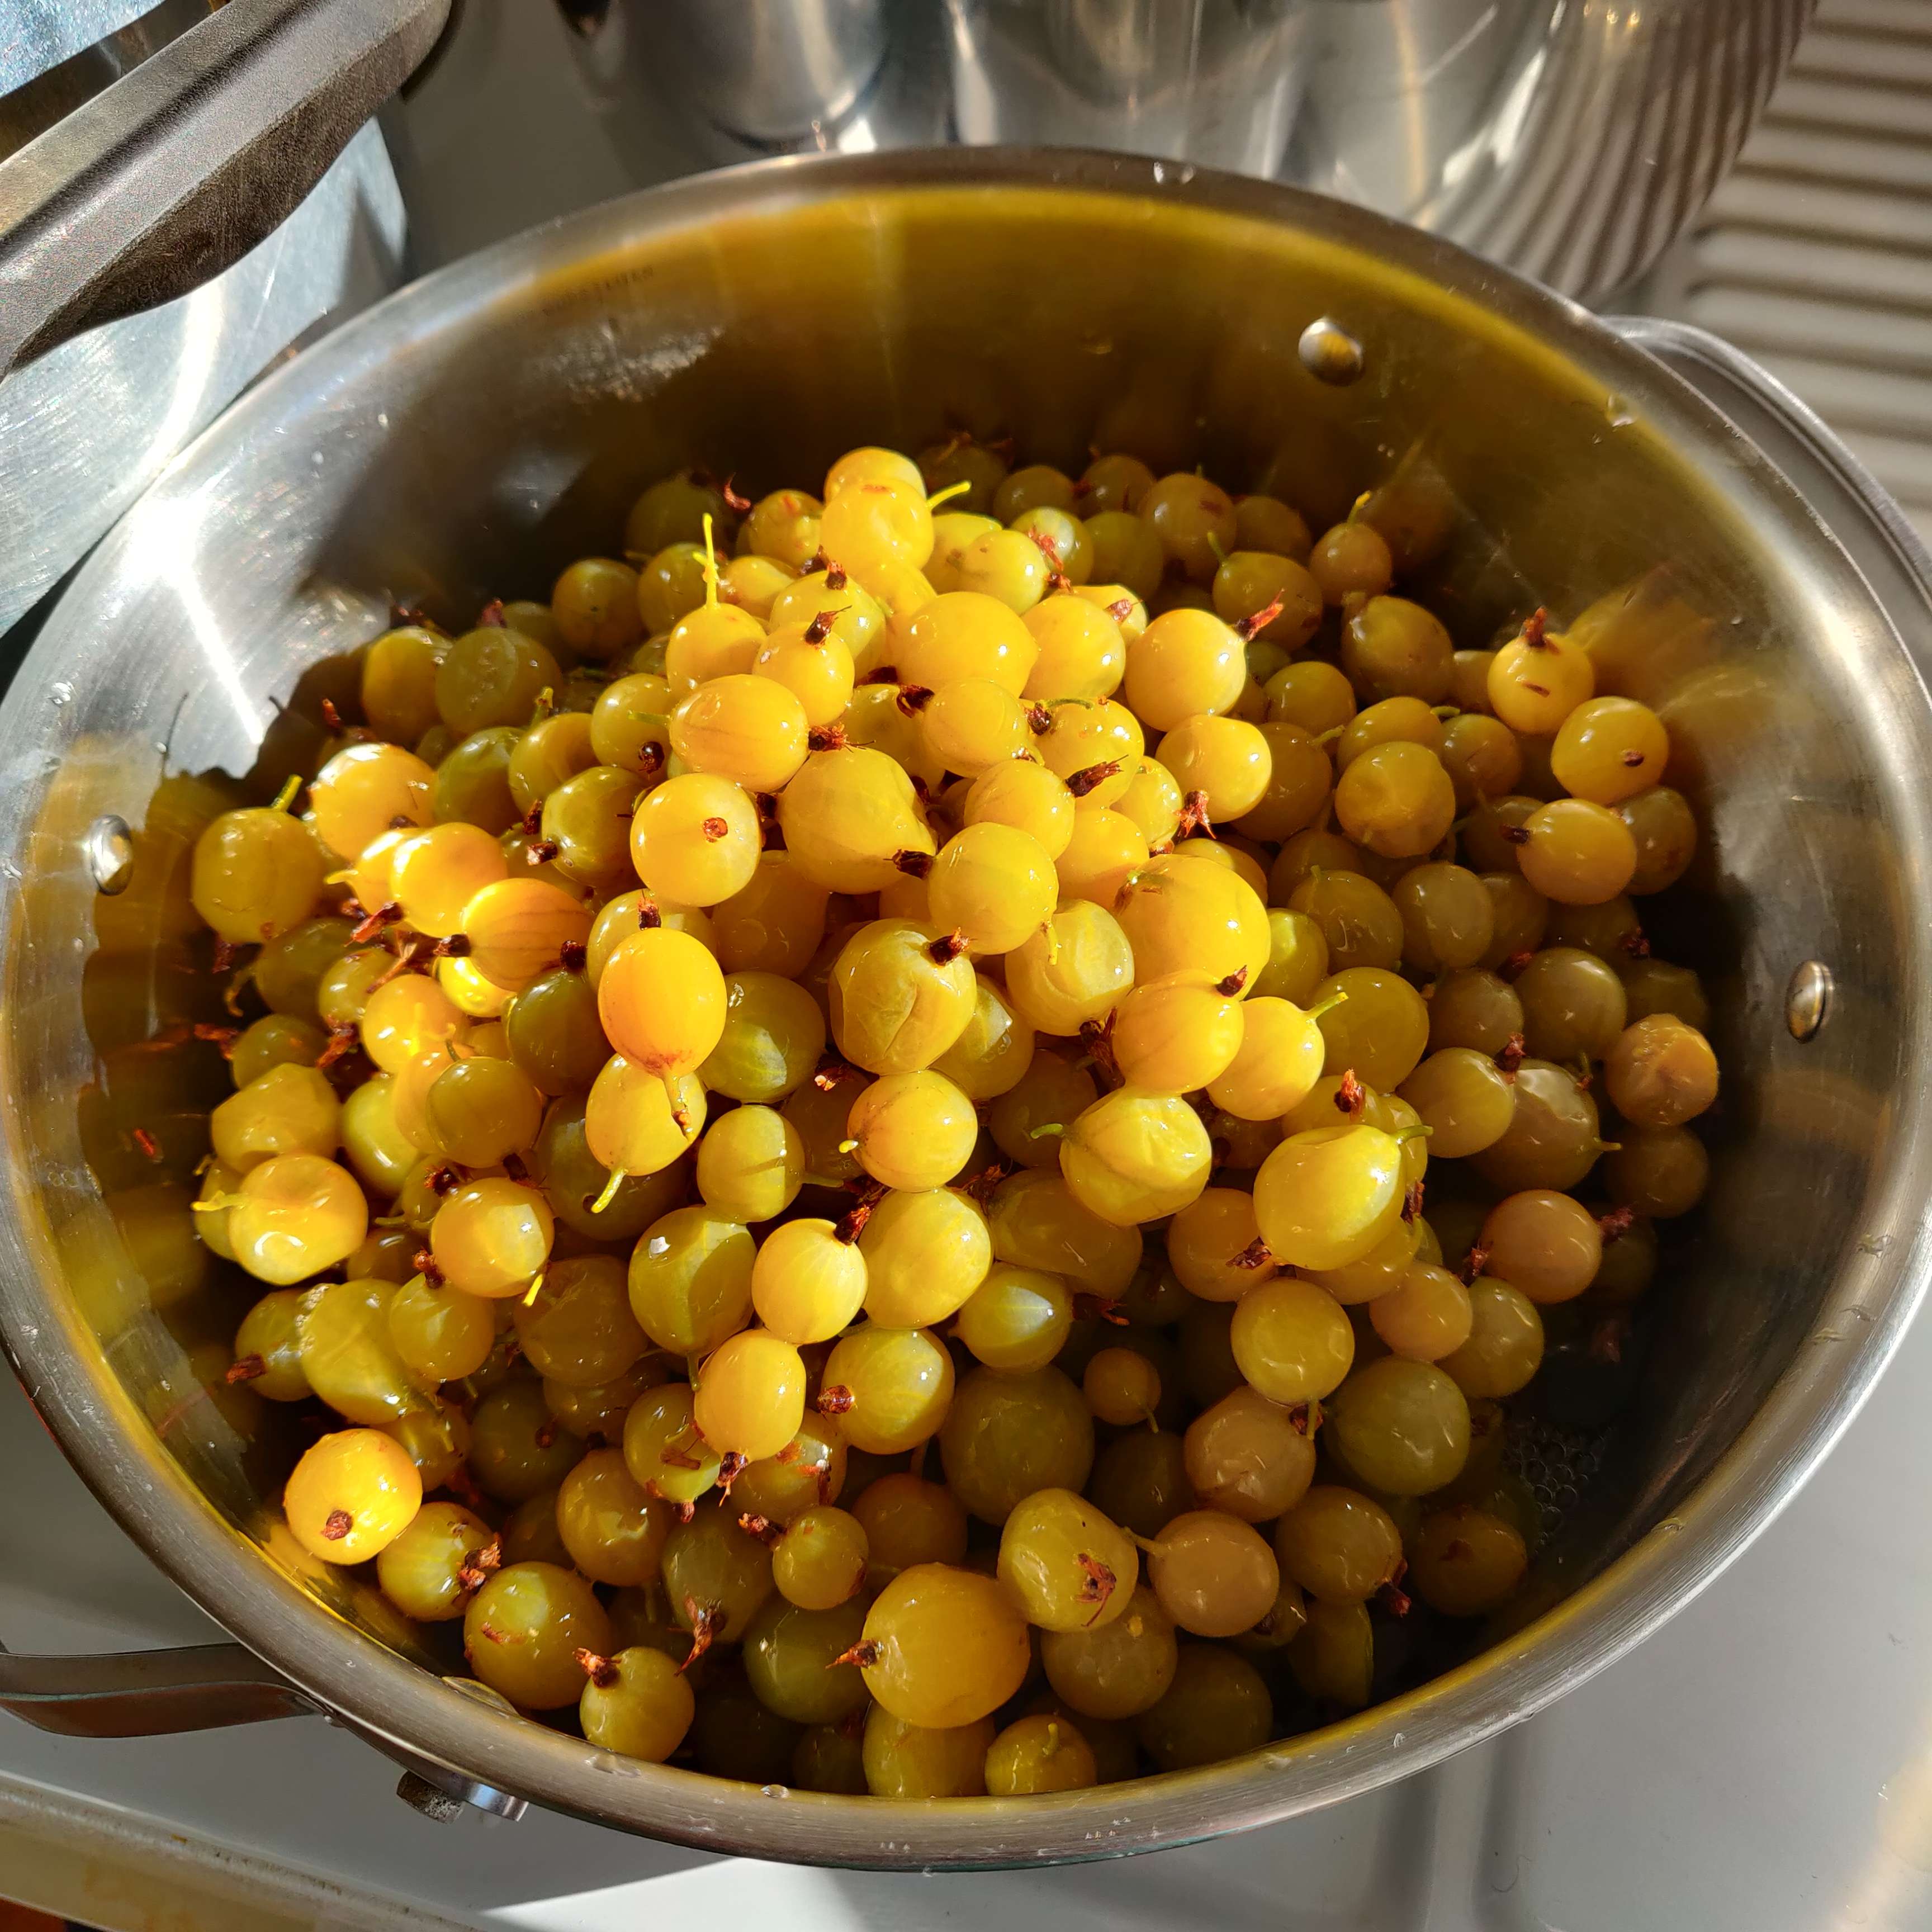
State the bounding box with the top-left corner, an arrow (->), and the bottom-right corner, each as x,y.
1646,0 -> 1932,542
536,0 -> 1809,307
1435,0 -> 1815,305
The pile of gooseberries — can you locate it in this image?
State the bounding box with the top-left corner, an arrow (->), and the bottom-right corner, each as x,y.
178,437 -> 1716,1798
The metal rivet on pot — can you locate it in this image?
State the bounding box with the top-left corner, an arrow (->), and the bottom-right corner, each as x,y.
1786,960 -> 1832,1041
395,1770 -> 464,1822
84,815 -> 134,895
1299,318 -> 1364,385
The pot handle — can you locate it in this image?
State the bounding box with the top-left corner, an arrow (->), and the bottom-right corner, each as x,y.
0,1636 -> 319,1737
1606,317 -> 1932,639
0,0 -> 451,378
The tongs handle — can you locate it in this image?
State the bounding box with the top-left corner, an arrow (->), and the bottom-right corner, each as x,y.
0,1635 -> 316,1736
0,0 -> 449,378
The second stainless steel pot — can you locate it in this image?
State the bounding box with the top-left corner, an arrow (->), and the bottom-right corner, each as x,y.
1,150 -> 1929,1865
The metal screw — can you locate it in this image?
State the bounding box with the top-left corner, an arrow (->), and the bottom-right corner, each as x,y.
84,815 -> 134,895
1298,318 -> 1364,385
396,1770 -> 464,1822
1786,960 -> 1833,1041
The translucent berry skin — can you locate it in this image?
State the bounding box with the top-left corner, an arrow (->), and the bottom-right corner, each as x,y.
1137,1642 -> 1273,1771
212,1064 -> 340,1172
845,1069 -> 978,1192
228,1154 -> 368,1286
927,821 -> 1058,955
584,1058 -> 707,1180
1333,740 -> 1456,859
234,1289 -> 312,1401
1327,1357 -> 1472,1495
1111,974 -> 1243,1093
859,1186 -> 993,1328
1396,1048 -> 1516,1158
376,1501 -> 495,1622
851,1474 -> 968,1587
626,770 -> 761,908
285,1428 -> 422,1564
596,927 -> 727,1077
1409,1503 -> 1530,1616
1273,1485 -> 1404,1602
731,1415 -> 847,1527
692,1328 -> 807,1463
773,1505 -> 869,1609
627,1204 -> 755,1356
702,970 -> 826,1105
986,1713 -> 1099,1794
1604,1013 -> 1718,1128
987,1168 -> 1143,1299
997,1487 -> 1138,1632
1207,996 -> 1328,1123
514,1253 -> 648,1388
862,1707 -> 996,1799
1144,1509 -> 1281,1638
1115,851 -> 1270,995
429,1177 -> 555,1299
463,1561 -> 613,1710
662,1508 -> 776,1644
744,1594 -> 872,1726
1229,1278 -> 1356,1405
939,1363 -> 1095,1526
828,919 -> 977,1076
299,1277 -> 422,1425
822,1323 -> 956,1455
1060,1087 -> 1214,1229
1370,1262 -> 1475,1361
695,1103 -> 804,1224
1253,1124 -> 1406,1272
954,1261 -> 1074,1372
1005,901 -> 1135,1036
1479,1190 -> 1603,1304
621,1382 -> 722,1505
579,1646 -> 694,1762
891,590 -> 1039,694
1182,1385 -> 1318,1523
1041,1582 -> 1177,1719
751,1217 -> 868,1345
556,1448 -> 673,1587
1440,1278 -> 1546,1398
859,1562 -> 1031,1729
1083,1346 -> 1163,1428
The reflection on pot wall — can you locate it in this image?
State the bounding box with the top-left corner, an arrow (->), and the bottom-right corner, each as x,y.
566,0 -> 1808,304
944,0 -> 1811,302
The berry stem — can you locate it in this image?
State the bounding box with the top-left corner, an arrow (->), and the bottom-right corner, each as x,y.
700,514 -> 720,610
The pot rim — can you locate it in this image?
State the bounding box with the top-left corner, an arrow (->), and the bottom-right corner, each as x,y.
4,145 -> 1931,1867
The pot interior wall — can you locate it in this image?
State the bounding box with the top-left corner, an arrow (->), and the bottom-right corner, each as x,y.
7,177 -> 1912,1721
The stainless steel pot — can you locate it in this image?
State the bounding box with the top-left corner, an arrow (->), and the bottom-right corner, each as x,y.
2,150 -> 1930,1867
